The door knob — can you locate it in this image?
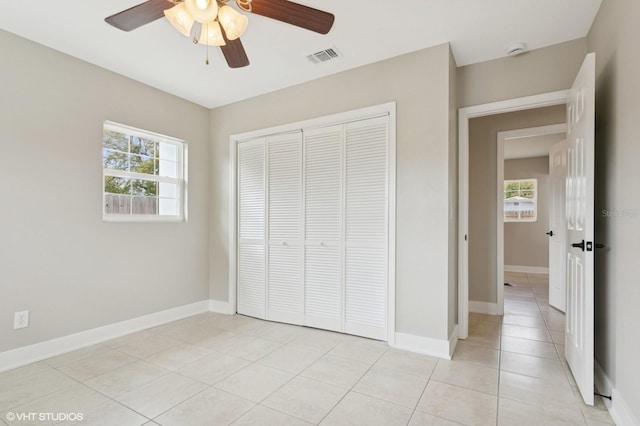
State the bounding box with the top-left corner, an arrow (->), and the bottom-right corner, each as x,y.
546,231 -> 554,237
571,240 -> 585,251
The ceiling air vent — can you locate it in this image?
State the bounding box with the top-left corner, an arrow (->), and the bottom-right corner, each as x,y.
307,47 -> 340,64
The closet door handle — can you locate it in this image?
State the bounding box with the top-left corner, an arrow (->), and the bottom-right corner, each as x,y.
546,231 -> 554,237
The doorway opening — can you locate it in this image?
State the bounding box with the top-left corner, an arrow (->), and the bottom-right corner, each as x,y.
457,90 -> 570,339
497,124 -> 567,315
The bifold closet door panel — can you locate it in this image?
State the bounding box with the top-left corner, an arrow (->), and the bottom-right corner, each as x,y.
304,125 -> 343,332
267,132 -> 304,324
237,139 -> 266,319
344,116 -> 389,340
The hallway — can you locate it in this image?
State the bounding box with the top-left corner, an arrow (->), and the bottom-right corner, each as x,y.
460,272 -> 613,425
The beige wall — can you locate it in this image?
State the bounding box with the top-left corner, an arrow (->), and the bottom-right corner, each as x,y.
210,44 -> 457,341
458,38 -> 587,108
588,0 -> 640,418
468,106 -> 565,303
504,156 -> 550,269
0,30 -> 211,352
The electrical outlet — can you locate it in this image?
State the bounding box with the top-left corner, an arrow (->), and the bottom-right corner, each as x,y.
14,311 -> 29,329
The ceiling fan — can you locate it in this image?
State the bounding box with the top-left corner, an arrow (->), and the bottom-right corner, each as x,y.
105,0 -> 335,68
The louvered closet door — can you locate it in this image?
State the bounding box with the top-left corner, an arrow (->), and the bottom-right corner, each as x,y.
344,116 -> 389,340
304,125 -> 343,332
237,139 -> 266,319
267,132 -> 304,324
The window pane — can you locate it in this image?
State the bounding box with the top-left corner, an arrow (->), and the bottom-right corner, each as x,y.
104,176 -> 130,194
159,198 -> 178,216
103,149 -> 129,171
130,154 -> 156,175
159,182 -> 178,199
504,182 -> 520,192
159,159 -> 178,178
104,194 -> 131,214
131,179 -> 157,196
103,130 -> 128,152
504,190 -> 519,199
158,142 -> 178,161
103,122 -> 185,220
132,195 -> 158,215
131,136 -> 156,156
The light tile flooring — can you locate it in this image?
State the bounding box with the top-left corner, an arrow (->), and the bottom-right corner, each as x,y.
0,272 -> 613,425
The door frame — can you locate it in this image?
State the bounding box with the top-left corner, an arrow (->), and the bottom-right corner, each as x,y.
496,124 -> 567,316
228,102 -> 397,343
458,90 -> 569,339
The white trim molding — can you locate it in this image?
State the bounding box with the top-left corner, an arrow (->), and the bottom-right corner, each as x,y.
504,265 -> 550,274
0,300 -> 209,373
468,301 -> 500,316
392,326 -> 458,360
458,89 -> 570,339
595,361 -> 640,426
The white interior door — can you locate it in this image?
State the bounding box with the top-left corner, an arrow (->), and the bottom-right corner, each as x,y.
548,139 -> 568,312
267,132 -> 304,324
565,52 -> 595,406
237,139 -> 266,319
304,125 -> 344,332
344,117 -> 389,340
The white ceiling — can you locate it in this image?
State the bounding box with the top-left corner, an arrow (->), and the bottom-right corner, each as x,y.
504,133 -> 566,160
0,0 -> 601,108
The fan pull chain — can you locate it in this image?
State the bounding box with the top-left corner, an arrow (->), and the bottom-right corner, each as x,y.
205,23 -> 210,65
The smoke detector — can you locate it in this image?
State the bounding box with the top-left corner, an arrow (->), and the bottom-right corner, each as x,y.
506,42 -> 527,56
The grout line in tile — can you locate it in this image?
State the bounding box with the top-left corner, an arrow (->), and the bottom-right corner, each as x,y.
314,346 -> 389,425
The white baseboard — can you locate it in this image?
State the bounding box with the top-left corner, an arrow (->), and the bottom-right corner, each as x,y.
391,325 -> 458,360
504,265 -> 549,274
469,301 -> 499,315
595,360 -> 640,426
0,300 -> 210,373
594,360 -> 612,396
209,299 -> 233,315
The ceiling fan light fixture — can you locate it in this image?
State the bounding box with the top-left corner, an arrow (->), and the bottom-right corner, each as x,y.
164,3 -> 194,37
185,0 -> 219,23
199,21 -> 226,46
218,5 -> 248,40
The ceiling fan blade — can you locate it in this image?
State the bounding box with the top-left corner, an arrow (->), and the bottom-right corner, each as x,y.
220,32 -> 250,68
105,0 -> 174,32
249,0 -> 335,34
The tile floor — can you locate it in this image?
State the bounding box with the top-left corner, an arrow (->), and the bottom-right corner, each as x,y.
0,272 -> 613,425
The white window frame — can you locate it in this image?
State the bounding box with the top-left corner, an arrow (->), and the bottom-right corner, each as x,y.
504,178 -> 538,222
102,121 -> 187,222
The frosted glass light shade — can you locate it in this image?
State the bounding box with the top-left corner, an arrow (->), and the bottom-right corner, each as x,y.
164,3 -> 194,37
185,0 -> 218,23
218,5 -> 248,40
199,22 -> 226,46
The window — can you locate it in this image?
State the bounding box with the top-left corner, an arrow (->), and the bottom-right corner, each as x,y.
102,121 -> 186,221
504,179 -> 537,222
